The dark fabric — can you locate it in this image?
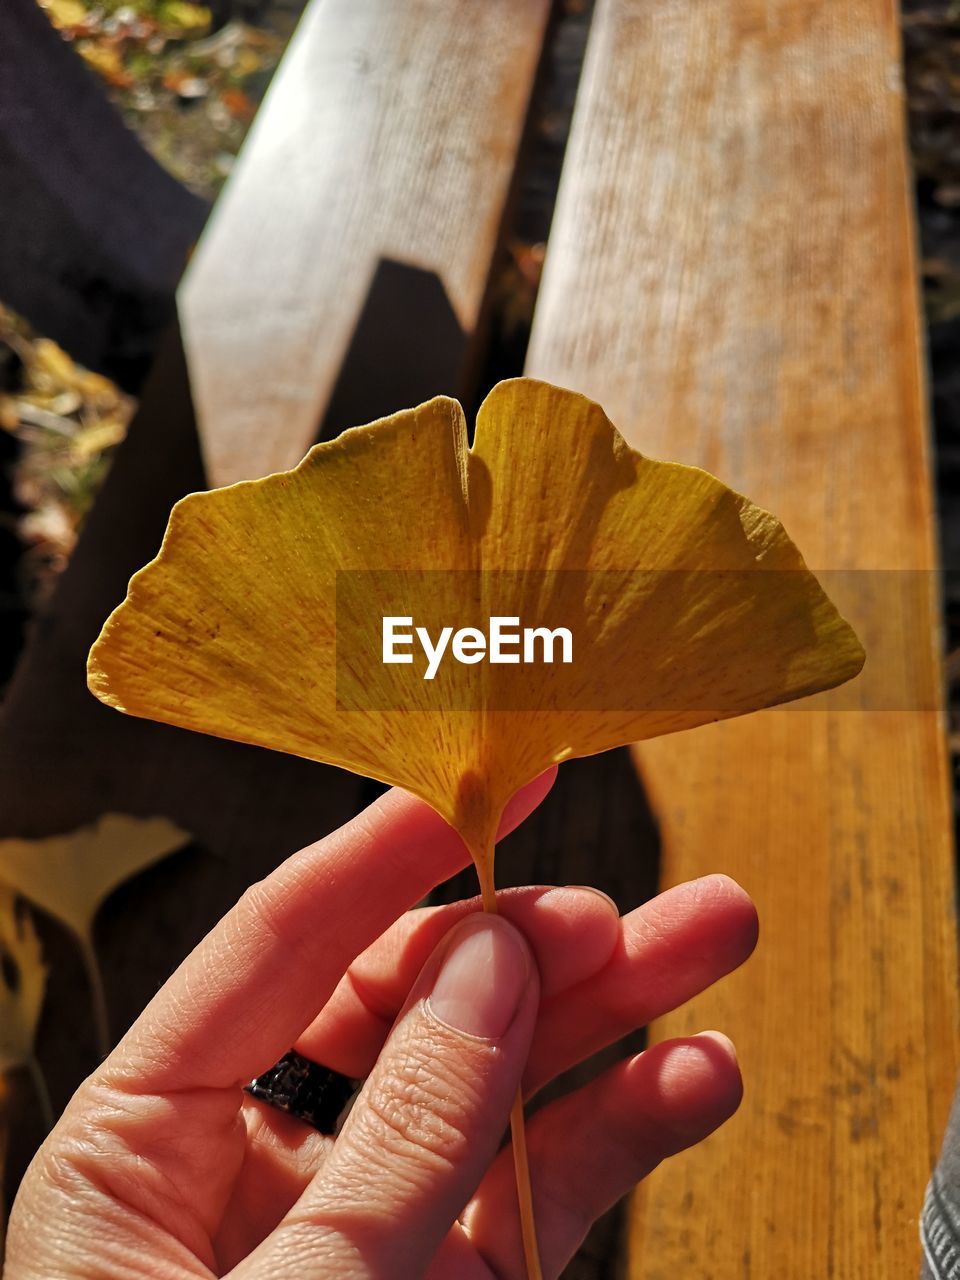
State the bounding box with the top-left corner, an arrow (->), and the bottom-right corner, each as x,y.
922,1086 -> 960,1277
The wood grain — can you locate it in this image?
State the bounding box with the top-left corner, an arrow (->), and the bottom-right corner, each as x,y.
179,0 -> 550,486
526,0 -> 958,1274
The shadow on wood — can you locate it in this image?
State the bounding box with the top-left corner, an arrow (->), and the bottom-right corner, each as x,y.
319,259 -> 469,441
0,0 -> 207,388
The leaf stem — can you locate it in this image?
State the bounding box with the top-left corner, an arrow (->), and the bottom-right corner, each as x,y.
478,862 -> 543,1280
78,936 -> 111,1059
509,1088 -> 542,1280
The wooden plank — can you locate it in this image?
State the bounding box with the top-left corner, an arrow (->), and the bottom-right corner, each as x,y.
0,0 -> 206,386
179,0 -> 551,486
525,0 -> 959,1275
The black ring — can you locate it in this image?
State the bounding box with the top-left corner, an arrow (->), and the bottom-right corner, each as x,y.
245,1050 -> 359,1135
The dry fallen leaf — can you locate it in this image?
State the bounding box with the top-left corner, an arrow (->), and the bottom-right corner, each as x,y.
0,815 -> 190,946
71,418 -> 129,461
88,378 -> 864,894
0,890 -> 46,1078
30,338 -> 80,390
38,0 -> 88,31
0,890 -> 52,1134
157,0 -> 212,36
77,41 -> 133,89
0,816 -> 191,1054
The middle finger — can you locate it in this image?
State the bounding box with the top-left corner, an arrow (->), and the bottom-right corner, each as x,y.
297,874 -> 757,1089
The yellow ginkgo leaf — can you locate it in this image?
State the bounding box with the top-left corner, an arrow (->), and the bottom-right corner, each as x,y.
0,890 -> 46,1077
0,815 -> 190,948
88,378 -> 863,893
0,816 -> 190,1055
71,418 -> 127,461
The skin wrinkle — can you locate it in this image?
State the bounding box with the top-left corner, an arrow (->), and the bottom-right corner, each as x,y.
463,1234 -> 512,1280
233,877 -> 309,966
350,885 -> 619,1010
617,876 -> 758,992
257,1218 -> 385,1280
462,1040 -> 744,1279
277,972 -> 535,1280
344,962 -> 408,1034
239,1100 -> 334,1173
90,1076 -> 247,1170
35,1144 -> 214,1279
54,1096 -> 224,1267
123,966 -> 235,1090
341,1033 -> 496,1186
533,877 -> 751,1029
331,793 -> 469,900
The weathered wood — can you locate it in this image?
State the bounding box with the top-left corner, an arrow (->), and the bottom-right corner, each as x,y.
0,0 -> 206,387
179,0 -> 551,486
526,0 -> 958,1274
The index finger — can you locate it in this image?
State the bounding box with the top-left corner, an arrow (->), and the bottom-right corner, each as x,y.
103,770 -> 556,1092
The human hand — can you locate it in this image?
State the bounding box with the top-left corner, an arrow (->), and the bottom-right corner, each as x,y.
5,770 -> 757,1278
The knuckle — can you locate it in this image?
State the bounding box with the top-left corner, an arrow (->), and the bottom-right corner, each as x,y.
232,877 -> 303,967
236,877 -> 287,943
359,1042 -> 484,1175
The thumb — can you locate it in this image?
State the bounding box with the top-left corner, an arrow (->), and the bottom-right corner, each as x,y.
243,913 -> 538,1278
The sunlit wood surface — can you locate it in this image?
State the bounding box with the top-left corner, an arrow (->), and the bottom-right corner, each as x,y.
179,0 -> 550,487
526,0 -> 959,1274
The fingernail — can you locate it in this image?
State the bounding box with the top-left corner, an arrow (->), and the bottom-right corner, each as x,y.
696,1030 -> 738,1061
570,884 -> 619,914
427,916 -> 530,1040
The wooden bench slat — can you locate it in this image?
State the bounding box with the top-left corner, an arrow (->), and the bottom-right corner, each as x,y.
525,0 -> 958,1274
180,0 -> 551,487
